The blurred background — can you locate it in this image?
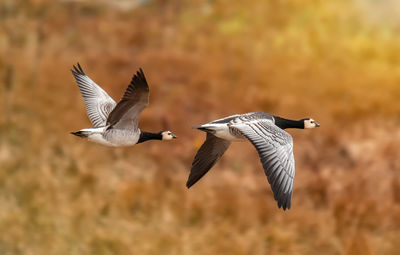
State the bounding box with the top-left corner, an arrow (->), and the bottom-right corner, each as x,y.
1,0 -> 400,254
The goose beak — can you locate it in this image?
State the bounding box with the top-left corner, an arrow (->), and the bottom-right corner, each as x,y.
315,122 -> 320,127
172,133 -> 177,139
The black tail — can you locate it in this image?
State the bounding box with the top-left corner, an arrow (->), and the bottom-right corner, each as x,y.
192,126 -> 208,131
192,126 -> 215,134
70,131 -> 89,138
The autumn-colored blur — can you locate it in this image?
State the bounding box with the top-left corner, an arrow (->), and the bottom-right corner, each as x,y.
1,0 -> 400,254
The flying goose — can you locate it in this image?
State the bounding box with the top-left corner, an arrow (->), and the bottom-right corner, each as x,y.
70,63 -> 177,146
187,112 -> 320,210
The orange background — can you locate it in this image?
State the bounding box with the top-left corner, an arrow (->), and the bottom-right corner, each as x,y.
1,0 -> 400,254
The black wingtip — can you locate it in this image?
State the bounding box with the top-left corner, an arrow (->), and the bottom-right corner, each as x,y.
276,192 -> 292,211
186,181 -> 194,189
135,68 -> 143,77
71,62 -> 85,75
186,170 -> 205,189
137,68 -> 146,81
281,203 -> 289,211
130,67 -> 148,88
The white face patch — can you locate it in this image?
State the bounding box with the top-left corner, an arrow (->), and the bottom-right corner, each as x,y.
304,119 -> 319,129
161,131 -> 177,140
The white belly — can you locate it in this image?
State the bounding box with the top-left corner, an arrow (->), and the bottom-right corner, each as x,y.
85,128 -> 139,147
88,133 -> 118,147
201,123 -> 244,141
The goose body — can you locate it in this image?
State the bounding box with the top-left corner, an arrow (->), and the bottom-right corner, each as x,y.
70,63 -> 176,146
73,127 -> 140,147
188,112 -> 319,210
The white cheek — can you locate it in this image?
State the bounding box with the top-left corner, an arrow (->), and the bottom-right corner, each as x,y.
304,121 -> 314,129
162,134 -> 173,140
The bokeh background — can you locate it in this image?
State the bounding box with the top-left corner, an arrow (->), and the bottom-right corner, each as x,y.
1,0 -> 400,254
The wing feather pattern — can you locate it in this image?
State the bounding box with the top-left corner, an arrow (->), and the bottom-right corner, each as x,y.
106,68 -> 149,130
71,63 -> 116,128
231,119 -> 295,210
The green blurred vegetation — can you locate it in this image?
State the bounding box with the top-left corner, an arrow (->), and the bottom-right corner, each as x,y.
1,0 -> 400,254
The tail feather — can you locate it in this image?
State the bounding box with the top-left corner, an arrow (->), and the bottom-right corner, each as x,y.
192,126 -> 211,132
70,131 -> 89,138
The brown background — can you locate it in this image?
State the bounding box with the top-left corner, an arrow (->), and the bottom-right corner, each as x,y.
1,0 -> 400,254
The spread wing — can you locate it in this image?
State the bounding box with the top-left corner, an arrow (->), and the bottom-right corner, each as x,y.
187,133 -> 231,188
71,63 -> 116,128
231,119 -> 295,210
106,68 -> 149,130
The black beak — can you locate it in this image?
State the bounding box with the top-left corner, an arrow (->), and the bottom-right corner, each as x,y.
315,122 -> 320,127
172,134 -> 177,139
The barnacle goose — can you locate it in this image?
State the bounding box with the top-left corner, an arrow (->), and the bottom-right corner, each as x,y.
70,63 -> 177,146
187,112 -> 319,210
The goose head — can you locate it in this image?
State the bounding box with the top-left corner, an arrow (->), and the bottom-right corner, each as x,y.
303,118 -> 320,129
161,131 -> 177,140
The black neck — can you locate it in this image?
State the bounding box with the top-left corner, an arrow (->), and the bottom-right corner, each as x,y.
274,116 -> 304,130
137,131 -> 162,143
